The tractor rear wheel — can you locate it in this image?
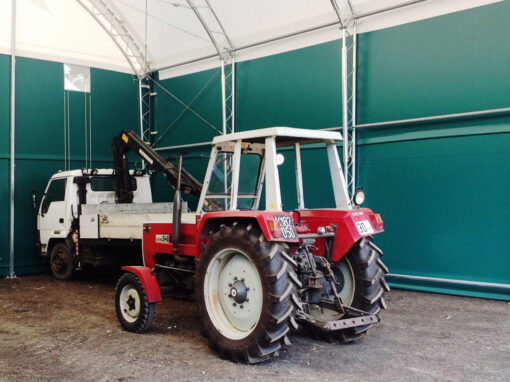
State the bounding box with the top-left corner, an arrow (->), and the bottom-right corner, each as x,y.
309,237 -> 389,342
196,223 -> 300,363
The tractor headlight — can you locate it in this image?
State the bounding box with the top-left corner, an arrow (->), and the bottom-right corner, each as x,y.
353,187 -> 365,206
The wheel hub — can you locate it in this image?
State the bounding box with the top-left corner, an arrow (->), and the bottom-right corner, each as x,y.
127,295 -> 136,311
204,250 -> 263,340
53,252 -> 66,272
230,280 -> 248,304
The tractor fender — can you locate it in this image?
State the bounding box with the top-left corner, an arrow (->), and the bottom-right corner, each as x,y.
197,211 -> 299,243
120,266 -> 162,303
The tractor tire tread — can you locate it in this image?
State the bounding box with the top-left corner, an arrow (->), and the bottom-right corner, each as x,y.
196,223 -> 299,364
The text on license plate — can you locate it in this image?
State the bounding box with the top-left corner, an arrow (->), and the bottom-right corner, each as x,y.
355,220 -> 374,235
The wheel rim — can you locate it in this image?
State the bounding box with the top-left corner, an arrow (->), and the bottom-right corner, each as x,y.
309,256 -> 355,321
119,285 -> 141,323
52,250 -> 67,275
203,248 -> 263,340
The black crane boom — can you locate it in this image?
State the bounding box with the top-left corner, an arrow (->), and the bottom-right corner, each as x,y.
111,130 -> 202,203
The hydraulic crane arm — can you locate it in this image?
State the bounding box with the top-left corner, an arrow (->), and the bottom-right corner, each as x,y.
111,130 -> 202,203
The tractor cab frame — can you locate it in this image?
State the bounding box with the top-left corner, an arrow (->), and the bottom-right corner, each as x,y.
197,127 -> 351,214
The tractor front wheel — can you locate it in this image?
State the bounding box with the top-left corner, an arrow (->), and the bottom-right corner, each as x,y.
196,223 -> 300,363
115,273 -> 155,333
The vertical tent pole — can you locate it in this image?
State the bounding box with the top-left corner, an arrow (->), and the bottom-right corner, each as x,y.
341,28 -> 349,183
351,22 -> 357,197
138,77 -> 145,168
9,0 -> 16,278
221,60 -> 227,135
231,56 -> 235,133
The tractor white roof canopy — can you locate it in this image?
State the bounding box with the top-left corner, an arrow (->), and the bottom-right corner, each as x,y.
0,0 -> 500,77
212,127 -> 343,146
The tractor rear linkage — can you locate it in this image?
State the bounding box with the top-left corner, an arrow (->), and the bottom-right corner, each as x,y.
294,227 -> 380,332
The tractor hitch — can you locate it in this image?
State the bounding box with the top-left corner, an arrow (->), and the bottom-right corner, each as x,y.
296,309 -> 380,332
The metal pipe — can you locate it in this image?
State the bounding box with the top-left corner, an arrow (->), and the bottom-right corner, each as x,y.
67,91 -> 70,170
323,106 -> 510,132
89,93 -> 92,168
221,61 -> 226,134
151,0 -> 435,74
138,78 -> 145,168
204,0 -> 233,48
154,141 -> 211,151
185,0 -> 222,57
231,57 -> 235,133
355,107 -> 510,129
84,92 -> 87,168
387,273 -> 510,292
341,28 -> 349,182
156,106 -> 510,152
353,0 -> 428,20
350,22 -> 357,196
329,0 -> 345,28
63,92 -> 67,170
8,0 -> 16,278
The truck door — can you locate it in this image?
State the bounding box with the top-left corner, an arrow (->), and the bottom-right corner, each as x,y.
39,178 -> 69,246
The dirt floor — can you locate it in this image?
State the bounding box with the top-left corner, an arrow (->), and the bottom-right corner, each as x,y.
0,273 -> 509,382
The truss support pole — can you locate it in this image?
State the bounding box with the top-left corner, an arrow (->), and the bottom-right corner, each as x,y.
220,58 -> 236,135
8,0 -> 16,279
221,61 -> 226,135
138,75 -> 153,166
341,21 -> 357,200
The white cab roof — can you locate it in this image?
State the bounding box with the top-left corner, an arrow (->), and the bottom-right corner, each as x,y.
49,168 -> 146,179
212,127 -> 342,146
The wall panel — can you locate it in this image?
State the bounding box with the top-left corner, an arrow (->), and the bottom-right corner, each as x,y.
152,1 -> 510,299
0,55 -> 139,277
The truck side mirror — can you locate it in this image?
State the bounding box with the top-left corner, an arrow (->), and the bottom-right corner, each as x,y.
29,189 -> 38,214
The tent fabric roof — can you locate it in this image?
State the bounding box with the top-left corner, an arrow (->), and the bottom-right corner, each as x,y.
0,0 -> 500,77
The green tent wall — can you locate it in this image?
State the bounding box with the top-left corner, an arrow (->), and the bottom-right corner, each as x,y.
152,2 -> 510,300
1,2 -> 509,300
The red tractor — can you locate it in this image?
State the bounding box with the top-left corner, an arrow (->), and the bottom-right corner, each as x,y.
114,127 -> 388,363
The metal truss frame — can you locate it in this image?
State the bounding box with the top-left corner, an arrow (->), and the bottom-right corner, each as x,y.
77,0 -> 147,78
138,75 -> 155,166
185,0 -> 236,135
330,0 -> 357,199
77,0 -> 152,166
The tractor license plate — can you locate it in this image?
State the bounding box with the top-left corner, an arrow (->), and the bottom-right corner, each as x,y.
355,220 -> 374,235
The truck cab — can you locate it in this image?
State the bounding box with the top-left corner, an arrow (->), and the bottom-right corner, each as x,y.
37,169 -> 153,275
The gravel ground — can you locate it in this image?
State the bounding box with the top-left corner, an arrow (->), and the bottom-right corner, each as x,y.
0,273 -> 509,382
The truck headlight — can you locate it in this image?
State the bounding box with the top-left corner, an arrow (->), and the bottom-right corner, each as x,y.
353,187 -> 365,206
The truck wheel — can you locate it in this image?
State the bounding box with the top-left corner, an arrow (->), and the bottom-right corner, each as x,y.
309,237 -> 389,342
115,273 -> 155,333
50,242 -> 74,280
196,223 -> 300,363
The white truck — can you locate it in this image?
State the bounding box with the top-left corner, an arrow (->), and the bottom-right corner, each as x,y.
36,168 -> 184,279
35,130 -> 201,280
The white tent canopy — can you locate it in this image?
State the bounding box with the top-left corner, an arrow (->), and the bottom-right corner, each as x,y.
0,0 -> 500,78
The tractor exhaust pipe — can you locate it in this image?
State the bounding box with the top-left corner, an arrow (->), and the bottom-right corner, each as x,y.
172,151 -> 185,258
